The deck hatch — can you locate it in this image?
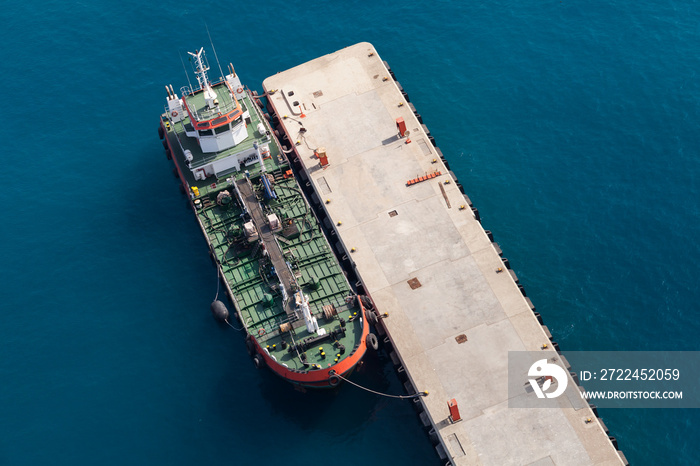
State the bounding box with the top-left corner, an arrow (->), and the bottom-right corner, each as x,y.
418,139 -> 431,156
318,176 -> 332,194
447,433 -> 466,457
407,277 -> 421,289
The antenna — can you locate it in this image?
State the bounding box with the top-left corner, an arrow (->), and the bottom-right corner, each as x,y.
205,22 -> 225,81
179,50 -> 194,93
188,48 -> 218,107
188,47 -> 211,90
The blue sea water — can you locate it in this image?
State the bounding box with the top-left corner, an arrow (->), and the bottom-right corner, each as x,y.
1,1 -> 699,465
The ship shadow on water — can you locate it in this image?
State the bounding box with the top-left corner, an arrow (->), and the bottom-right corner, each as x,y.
235,343 -> 405,433
207,330 -> 439,464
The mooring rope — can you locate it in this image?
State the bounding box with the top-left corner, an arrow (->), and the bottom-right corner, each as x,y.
213,268 -> 221,302
332,371 -> 428,400
224,319 -> 243,332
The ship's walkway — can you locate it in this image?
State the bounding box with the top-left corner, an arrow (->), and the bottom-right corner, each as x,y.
235,177 -> 297,319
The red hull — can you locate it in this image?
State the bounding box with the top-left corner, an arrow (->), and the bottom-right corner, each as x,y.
252,305 -> 371,388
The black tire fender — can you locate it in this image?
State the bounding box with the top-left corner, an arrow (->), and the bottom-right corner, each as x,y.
329,374 -> 341,386
367,333 -> 379,351
245,337 -> 255,356
366,310 -> 378,326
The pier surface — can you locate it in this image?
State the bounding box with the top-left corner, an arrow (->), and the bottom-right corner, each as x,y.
264,43 -> 624,466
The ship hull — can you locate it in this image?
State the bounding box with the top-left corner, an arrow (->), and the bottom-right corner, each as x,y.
159,114 -> 371,388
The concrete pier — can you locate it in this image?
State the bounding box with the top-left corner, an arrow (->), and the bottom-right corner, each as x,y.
263,43 -> 625,466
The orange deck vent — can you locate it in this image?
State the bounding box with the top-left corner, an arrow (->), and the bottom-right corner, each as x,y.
405,171 -> 441,186
396,117 -> 407,137
316,147 -> 329,167
448,399 -> 461,422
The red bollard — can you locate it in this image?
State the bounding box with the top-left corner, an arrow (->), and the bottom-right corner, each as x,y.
396,117 -> 407,137
448,399 -> 461,422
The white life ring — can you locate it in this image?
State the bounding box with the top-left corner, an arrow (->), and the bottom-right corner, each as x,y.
171,110 -> 178,117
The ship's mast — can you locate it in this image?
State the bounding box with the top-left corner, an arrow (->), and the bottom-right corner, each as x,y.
188,48 -> 217,108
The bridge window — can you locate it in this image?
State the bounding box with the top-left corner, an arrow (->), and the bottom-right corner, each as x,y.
214,124 -> 230,135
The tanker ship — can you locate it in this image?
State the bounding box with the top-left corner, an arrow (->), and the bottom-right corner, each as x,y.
158,48 -> 376,387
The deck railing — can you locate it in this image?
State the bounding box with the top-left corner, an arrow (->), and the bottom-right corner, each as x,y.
180,83 -> 240,122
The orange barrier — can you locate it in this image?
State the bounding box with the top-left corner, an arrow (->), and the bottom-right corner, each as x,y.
406,171 -> 441,186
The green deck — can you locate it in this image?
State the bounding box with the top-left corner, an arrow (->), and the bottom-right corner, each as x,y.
162,87 -> 363,373
183,81 -> 238,123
